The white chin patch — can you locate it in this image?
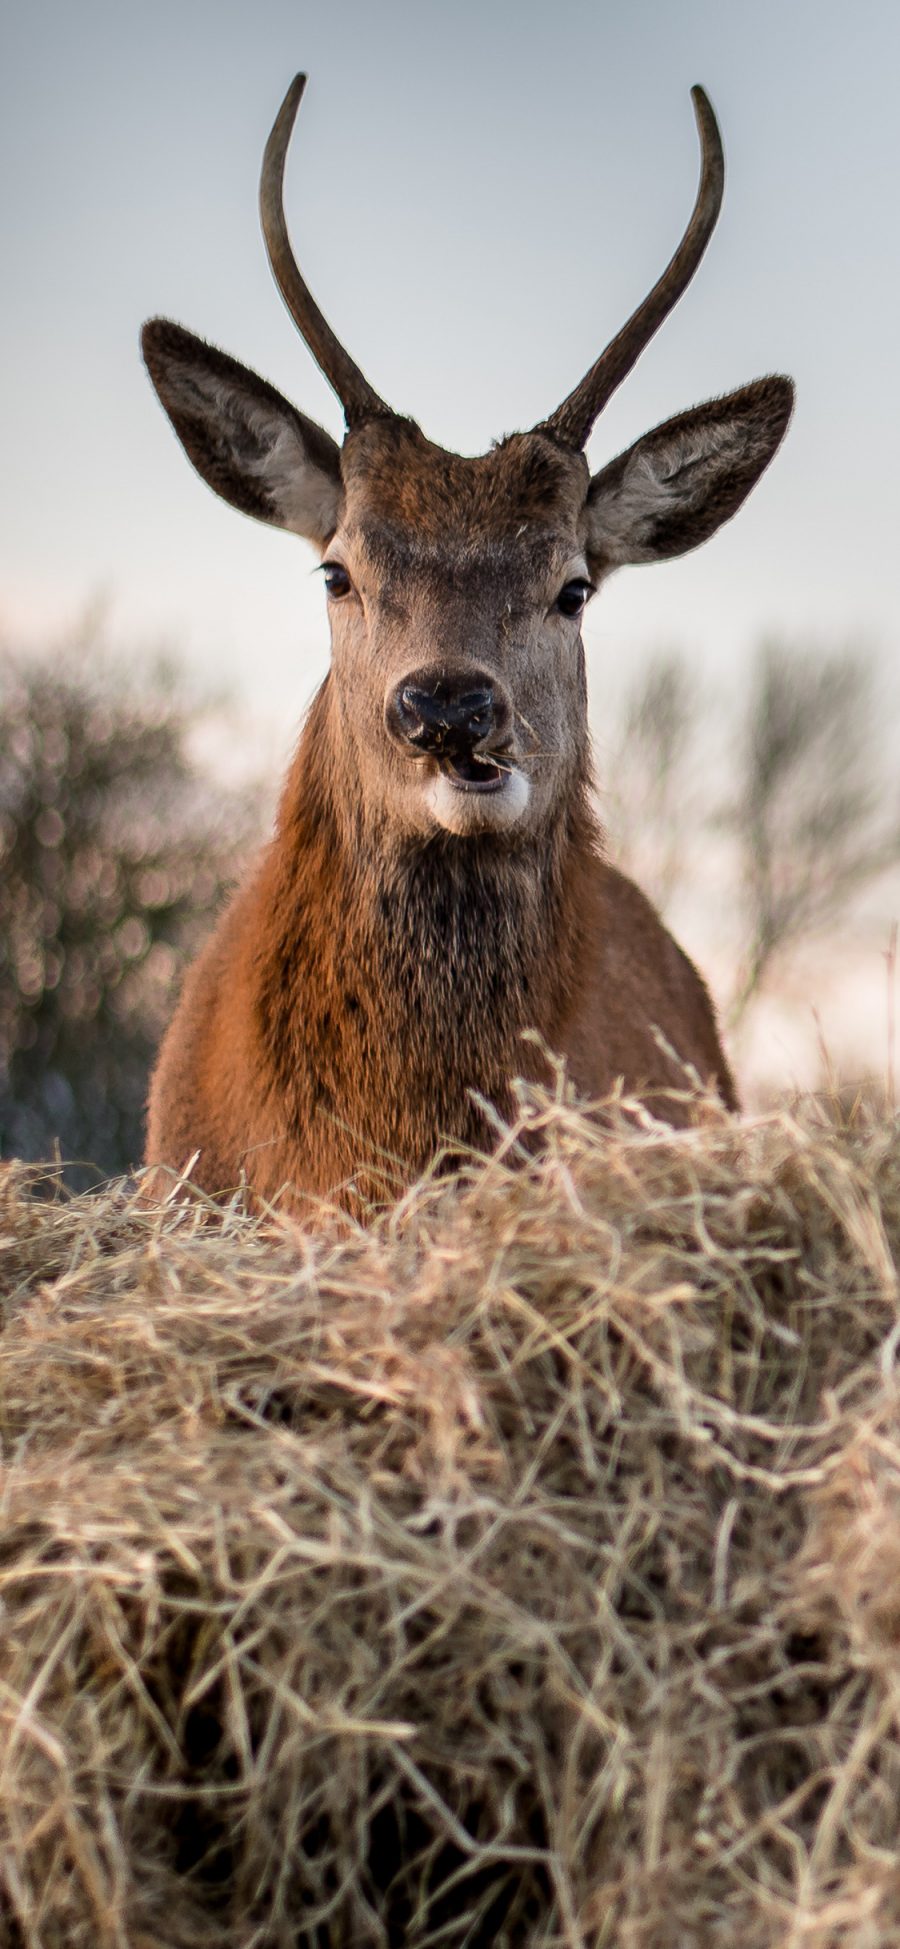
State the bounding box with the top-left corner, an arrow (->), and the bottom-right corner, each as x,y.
423,768 -> 531,836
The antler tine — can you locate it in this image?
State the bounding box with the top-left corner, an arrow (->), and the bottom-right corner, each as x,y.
260,75 -> 391,427
539,86 -> 725,451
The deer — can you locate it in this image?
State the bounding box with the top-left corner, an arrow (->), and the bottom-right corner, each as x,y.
141,75 -> 793,1210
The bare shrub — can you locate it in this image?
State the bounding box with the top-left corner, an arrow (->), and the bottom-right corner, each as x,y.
609,640 -> 900,1033
728,642 -> 900,1020
0,647 -> 260,1180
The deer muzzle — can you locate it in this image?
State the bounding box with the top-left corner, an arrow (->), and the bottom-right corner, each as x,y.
385,671 -> 513,784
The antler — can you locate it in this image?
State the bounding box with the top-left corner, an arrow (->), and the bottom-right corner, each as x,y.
539,86 -> 725,451
260,74 -> 391,427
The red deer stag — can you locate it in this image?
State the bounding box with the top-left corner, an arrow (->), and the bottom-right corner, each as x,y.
142,76 -> 792,1208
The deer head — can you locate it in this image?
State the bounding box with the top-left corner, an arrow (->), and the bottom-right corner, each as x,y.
142,77 -> 792,845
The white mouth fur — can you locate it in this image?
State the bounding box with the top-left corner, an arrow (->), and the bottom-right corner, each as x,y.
423,766 -> 531,836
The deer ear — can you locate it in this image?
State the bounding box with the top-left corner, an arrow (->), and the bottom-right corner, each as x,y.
585,376 -> 793,573
141,319 -> 343,549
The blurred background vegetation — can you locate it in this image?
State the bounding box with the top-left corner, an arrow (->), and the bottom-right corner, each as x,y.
0,636 -> 261,1184
1,630 -> 898,1181
604,641 -> 900,1085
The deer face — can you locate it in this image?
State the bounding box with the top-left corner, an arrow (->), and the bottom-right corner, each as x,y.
142,77 -> 793,844
317,420 -> 595,838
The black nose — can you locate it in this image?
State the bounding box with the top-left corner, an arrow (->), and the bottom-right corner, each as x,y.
388,674 -> 502,758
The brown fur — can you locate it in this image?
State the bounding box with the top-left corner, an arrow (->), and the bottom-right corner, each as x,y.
141,172 -> 794,1212
146,515 -> 737,1214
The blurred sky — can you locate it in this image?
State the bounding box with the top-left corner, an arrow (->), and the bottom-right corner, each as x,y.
2,0 -> 899,740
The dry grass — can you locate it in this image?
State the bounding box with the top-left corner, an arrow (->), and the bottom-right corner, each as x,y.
2,1084 -> 900,1947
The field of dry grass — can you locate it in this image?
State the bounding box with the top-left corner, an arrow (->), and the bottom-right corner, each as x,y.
2,1084 -> 900,1946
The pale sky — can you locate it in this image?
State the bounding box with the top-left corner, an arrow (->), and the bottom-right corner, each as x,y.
2,0 -> 899,743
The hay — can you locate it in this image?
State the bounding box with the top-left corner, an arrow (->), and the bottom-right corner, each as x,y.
1,1087 -> 900,1948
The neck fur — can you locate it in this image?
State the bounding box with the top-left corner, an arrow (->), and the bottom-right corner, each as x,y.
255,680 -> 600,1194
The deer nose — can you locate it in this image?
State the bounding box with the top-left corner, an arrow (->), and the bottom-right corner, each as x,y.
387,673 -> 508,757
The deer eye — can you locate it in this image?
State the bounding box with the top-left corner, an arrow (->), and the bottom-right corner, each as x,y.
555,579 -> 594,619
322,562 -> 353,599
